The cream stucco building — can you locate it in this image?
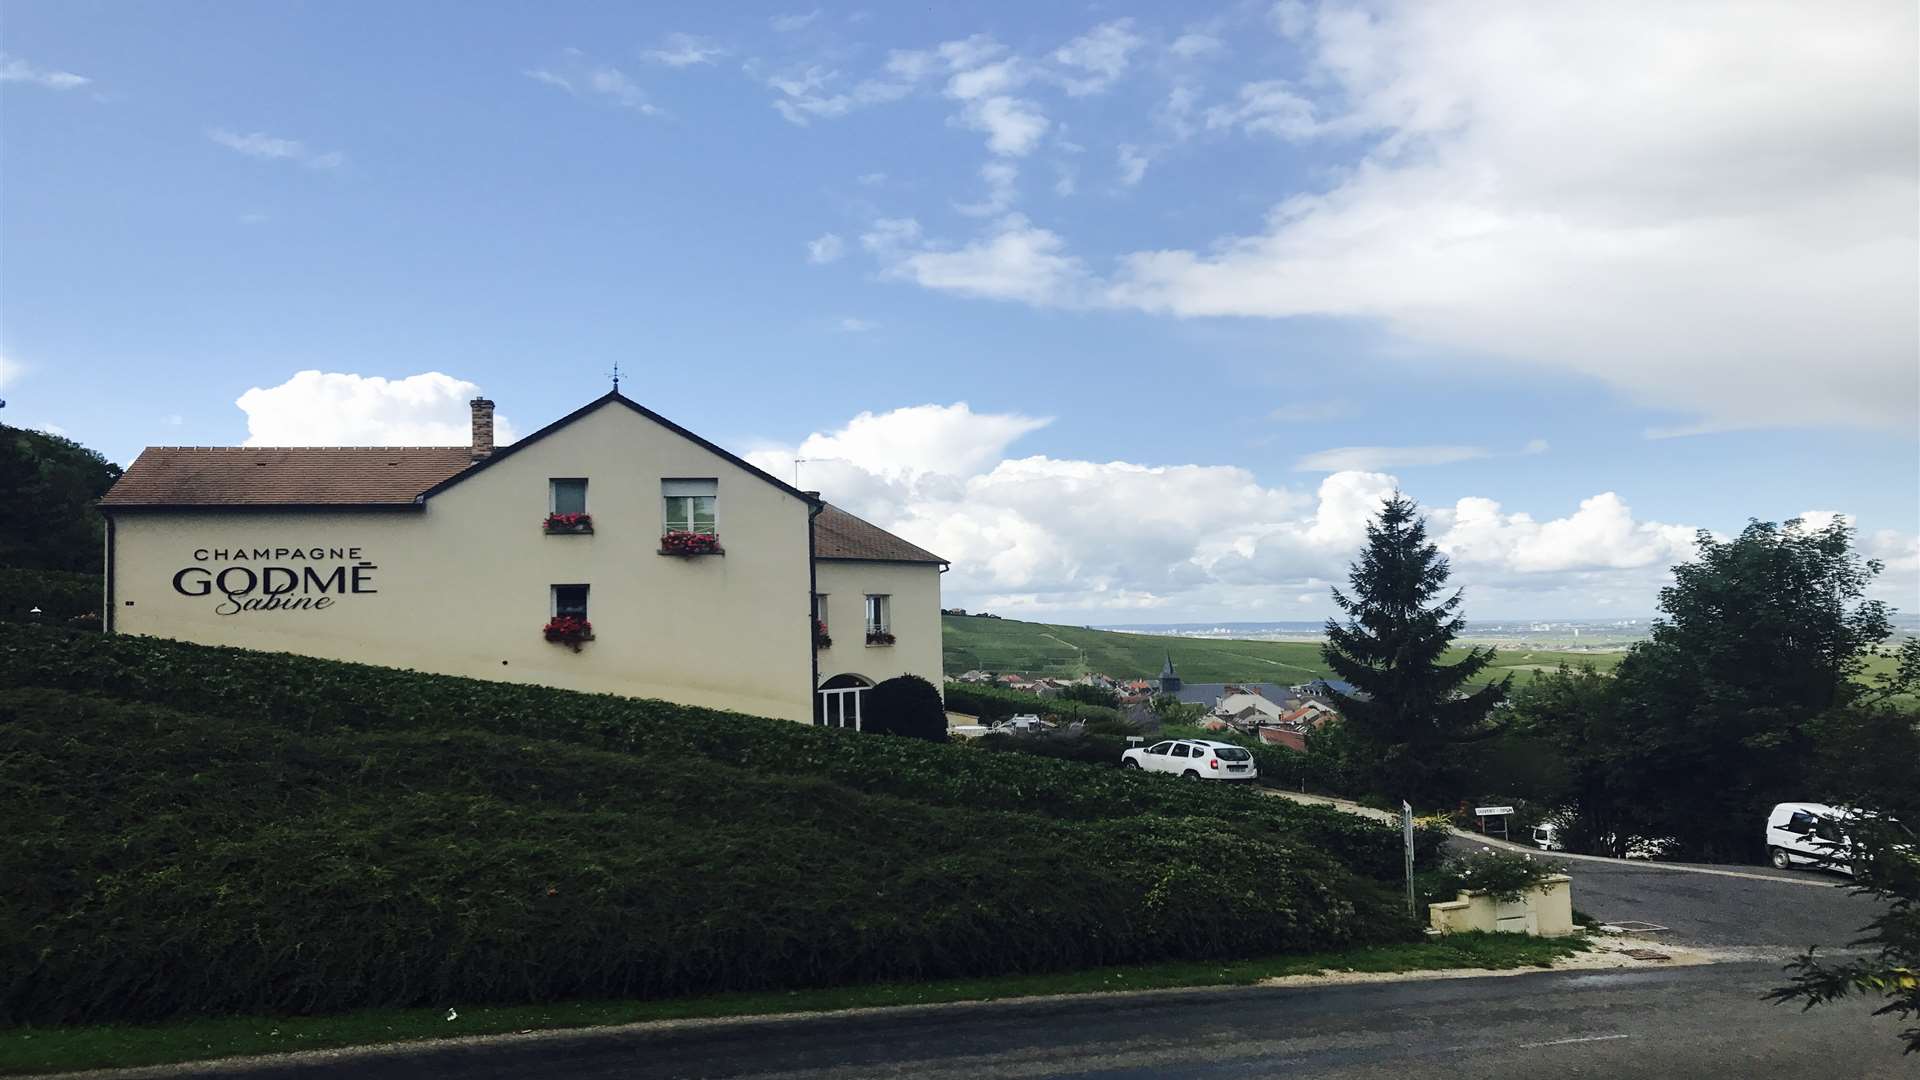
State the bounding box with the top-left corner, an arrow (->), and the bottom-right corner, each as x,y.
98,392 -> 947,725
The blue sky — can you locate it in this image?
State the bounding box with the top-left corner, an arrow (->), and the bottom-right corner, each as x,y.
4,1 -> 1916,621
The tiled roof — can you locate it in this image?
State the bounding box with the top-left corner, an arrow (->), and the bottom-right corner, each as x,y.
813,504 -> 947,564
100,447 -> 476,508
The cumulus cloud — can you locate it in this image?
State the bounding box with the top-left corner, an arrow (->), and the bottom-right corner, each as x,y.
956,161 -> 1020,216
1116,144 -> 1149,187
770,10 -> 821,33
1169,33 -> 1224,60
838,317 -> 879,333
806,232 -> 845,264
207,129 -> 344,169
749,401 -> 1893,620
868,3 -> 1918,435
0,352 -> 23,390
0,54 -> 91,91
1296,445 -> 1489,471
865,215 -> 1091,306
235,371 -> 517,447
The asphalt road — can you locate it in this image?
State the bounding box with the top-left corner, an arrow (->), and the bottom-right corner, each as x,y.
1444,836 -> 1883,951
154,962 -> 1907,1080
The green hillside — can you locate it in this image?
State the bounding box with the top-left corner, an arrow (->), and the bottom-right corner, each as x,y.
0,622 -> 1434,1027
941,614 -> 1625,686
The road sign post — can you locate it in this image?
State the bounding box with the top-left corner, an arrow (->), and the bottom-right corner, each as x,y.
1474,805 -> 1515,843
1402,801 -> 1416,918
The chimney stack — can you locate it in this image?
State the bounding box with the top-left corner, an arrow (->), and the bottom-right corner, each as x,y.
469,397 -> 495,460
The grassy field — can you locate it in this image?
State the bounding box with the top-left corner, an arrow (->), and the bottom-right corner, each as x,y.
942,615 -> 1626,686
0,933 -> 1582,1075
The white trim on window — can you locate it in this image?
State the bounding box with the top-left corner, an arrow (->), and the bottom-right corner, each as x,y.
662,478 -> 718,535
865,594 -> 890,635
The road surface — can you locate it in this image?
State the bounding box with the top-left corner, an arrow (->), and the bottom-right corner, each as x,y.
137,961 -> 1905,1079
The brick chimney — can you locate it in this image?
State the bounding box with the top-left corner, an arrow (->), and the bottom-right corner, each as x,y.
469,397 -> 495,460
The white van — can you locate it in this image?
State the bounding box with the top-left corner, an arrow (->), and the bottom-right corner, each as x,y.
1765,802 -> 1853,874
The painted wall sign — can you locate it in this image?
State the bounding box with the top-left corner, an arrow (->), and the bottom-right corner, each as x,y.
171,546 -> 376,615
1474,805 -> 1516,817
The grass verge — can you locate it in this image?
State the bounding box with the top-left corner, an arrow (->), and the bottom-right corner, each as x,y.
2,933 -> 1584,1076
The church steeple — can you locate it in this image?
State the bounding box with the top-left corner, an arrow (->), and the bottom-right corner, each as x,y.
1158,651 -> 1181,695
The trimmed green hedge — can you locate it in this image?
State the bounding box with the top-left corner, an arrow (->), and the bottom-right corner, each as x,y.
944,682 -> 1125,725
3,687 -> 1415,1025
0,567 -> 101,628
0,625 -> 1439,879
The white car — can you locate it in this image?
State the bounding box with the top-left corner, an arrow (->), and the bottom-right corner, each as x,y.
1767,802 -> 1857,874
1121,739 -> 1259,781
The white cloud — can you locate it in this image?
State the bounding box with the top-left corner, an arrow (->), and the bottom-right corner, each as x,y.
765,64 -> 916,125
162,413 -> 184,426
1169,33 -> 1224,60
235,371 -> 517,447
525,53 -> 661,115
857,171 -> 889,186
643,33 -> 726,67
866,215 -> 1090,306
1052,19 -> 1145,96
0,353 -> 23,390
1117,144 -> 1149,187
1294,445 -> 1489,471
751,402 -> 1833,620
1268,0 -> 1312,39
1523,438 -> 1550,455
956,161 -> 1020,216
0,55 -> 91,90
806,233 -> 845,264
1104,1 -> 1920,432
838,317 -> 879,333
771,10 -> 822,33
956,95 -> 1049,156
206,129 -> 344,169
1204,80 -> 1322,139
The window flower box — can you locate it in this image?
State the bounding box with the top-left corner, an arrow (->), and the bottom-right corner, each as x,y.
865,630 -> 895,647
659,530 -> 724,557
815,621 -> 833,649
543,615 -> 594,651
544,512 -> 594,535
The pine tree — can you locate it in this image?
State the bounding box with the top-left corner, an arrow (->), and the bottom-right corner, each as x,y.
1321,493 -> 1509,806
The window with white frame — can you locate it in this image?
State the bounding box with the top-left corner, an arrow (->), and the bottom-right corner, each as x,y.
815,593 -> 828,633
549,478 -> 588,515
865,594 -> 890,635
551,583 -> 589,619
662,478 -> 717,535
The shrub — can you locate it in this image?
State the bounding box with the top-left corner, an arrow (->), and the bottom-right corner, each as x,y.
976,730 -> 1130,767
1427,847 -> 1565,903
0,681 -> 1418,1025
0,567 -> 101,628
945,683 -> 1123,725
0,623 -> 1441,882
864,674 -> 948,742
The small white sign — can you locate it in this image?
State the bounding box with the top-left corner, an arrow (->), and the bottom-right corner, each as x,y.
1475,805 -> 1515,816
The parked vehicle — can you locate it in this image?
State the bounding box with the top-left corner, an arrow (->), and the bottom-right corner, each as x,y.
1120,739 -> 1259,781
996,714 -> 1051,734
1766,802 -> 1856,874
1532,822 -> 1562,851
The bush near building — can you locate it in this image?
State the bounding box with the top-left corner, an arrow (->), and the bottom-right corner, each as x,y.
0,623 -> 1441,1026
0,567 -> 101,628
863,674 -> 947,741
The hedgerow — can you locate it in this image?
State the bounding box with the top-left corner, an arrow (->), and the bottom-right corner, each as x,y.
0,625 -> 1441,879
0,684 -> 1415,1025
944,682 -> 1124,725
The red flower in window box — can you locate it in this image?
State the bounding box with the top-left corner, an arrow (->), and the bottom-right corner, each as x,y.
543,615 -> 593,651
815,620 -> 833,649
659,530 -> 723,556
544,512 -> 594,534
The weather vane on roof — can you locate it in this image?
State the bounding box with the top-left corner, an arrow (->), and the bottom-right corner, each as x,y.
610,361 -> 621,393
